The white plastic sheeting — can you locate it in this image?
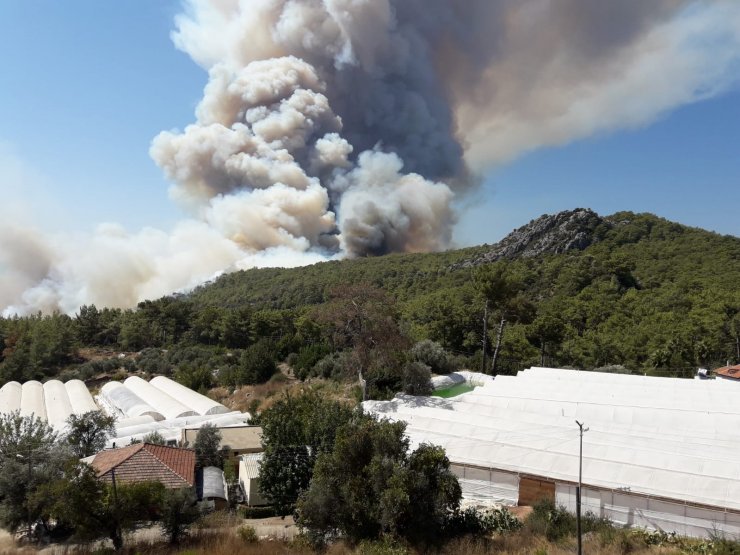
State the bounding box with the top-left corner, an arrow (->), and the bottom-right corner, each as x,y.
65,379 -> 99,415
115,415 -> 156,432
107,412 -> 251,447
451,464 -> 518,506
20,381 -> 46,420
0,380 -> 101,424
100,381 -> 165,421
363,368 -> 740,538
202,466 -> 228,500
150,376 -> 229,416
431,370 -> 495,390
43,380 -> 74,430
0,381 -> 22,415
124,376 -> 197,419
556,485 -> 740,539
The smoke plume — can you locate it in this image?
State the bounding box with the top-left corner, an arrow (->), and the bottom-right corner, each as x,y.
3,0 -> 740,315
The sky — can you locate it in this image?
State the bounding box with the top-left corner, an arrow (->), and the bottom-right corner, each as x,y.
0,1 -> 739,314
1,1 -> 738,246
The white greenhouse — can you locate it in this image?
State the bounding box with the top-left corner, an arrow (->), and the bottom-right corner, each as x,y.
0,381 -> 22,415
100,381 -> 165,421
123,376 -> 198,420
43,380 -> 74,430
20,381 -> 46,421
150,376 -> 229,416
363,367 -> 740,539
0,375 -> 245,451
65,379 -> 100,415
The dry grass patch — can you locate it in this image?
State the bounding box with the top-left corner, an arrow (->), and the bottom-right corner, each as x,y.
216,371 -> 358,414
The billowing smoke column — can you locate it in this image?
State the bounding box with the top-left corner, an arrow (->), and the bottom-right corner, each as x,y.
149,51 -> 456,258
3,0 -> 740,315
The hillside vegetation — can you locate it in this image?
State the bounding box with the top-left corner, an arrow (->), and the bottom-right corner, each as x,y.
1,210 -> 738,393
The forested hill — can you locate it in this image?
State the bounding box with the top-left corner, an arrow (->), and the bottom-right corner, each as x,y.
190,208 -> 738,310
188,207 -> 611,309
1,209 -> 738,388
187,209 -> 740,372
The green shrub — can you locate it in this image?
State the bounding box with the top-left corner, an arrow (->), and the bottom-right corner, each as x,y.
294,344 -> 331,380
525,499 -> 576,542
237,524 -> 258,543
410,340 -> 455,374
311,350 -> 355,381
706,530 -> 740,555
402,361 -> 432,395
356,537 -> 409,555
446,507 -> 521,537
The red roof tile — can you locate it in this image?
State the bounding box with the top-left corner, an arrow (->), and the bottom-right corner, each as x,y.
714,364 -> 740,380
89,443 -> 195,488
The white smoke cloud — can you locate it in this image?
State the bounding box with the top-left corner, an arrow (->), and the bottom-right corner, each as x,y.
3,0 -> 740,315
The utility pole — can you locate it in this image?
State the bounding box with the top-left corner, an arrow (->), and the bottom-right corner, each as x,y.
481,300 -> 489,374
575,420 -> 588,555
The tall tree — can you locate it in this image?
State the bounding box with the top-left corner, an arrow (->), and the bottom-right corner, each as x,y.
43,461 -> 164,550
259,393 -> 353,516
296,417 -> 461,547
526,313 -> 566,366
474,263 -> 535,374
0,412 -> 64,537
159,487 -> 200,545
75,305 -> 103,345
194,423 -> 223,469
314,284 -> 409,397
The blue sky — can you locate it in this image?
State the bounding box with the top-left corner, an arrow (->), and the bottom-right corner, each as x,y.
1,0 -> 738,249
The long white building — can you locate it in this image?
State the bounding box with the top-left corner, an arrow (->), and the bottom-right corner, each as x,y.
363,367 -> 740,539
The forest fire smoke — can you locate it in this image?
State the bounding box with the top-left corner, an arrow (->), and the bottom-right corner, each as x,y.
3,0 -> 740,314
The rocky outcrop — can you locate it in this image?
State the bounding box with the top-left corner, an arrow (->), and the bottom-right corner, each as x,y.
456,208 -> 610,268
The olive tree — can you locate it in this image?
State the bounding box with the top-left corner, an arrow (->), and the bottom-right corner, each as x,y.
65,411 -> 117,458
0,412 -> 64,536
296,417 -> 461,547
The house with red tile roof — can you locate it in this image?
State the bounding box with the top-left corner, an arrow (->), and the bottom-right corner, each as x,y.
88,443 -> 195,489
714,364 -> 740,382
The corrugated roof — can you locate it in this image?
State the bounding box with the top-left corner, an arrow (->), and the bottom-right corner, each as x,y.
240,452 -> 263,480
90,443 -> 195,488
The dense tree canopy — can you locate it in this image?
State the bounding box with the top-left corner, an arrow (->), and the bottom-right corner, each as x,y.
258,393 -> 354,515
296,417 -> 461,547
0,412 -> 64,536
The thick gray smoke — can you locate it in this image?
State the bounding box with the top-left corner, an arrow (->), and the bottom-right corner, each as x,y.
3,0 -> 740,315
150,52 -> 456,258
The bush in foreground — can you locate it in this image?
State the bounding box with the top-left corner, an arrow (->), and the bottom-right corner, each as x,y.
296,417 -> 461,548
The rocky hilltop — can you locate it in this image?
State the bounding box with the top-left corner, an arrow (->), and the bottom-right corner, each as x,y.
454,208 -> 612,268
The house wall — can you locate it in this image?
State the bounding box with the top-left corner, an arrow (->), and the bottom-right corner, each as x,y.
248,478 -> 266,506
238,459 -> 267,506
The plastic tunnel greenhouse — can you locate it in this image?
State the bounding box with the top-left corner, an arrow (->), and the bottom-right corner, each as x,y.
363,367 -> 740,539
